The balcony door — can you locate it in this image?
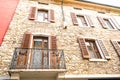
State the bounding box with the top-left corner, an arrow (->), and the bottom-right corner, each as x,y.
31,36 -> 49,68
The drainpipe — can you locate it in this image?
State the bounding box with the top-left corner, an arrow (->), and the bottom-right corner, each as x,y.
61,0 -> 67,29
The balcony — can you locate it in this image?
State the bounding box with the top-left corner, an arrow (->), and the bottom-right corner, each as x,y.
9,48 -> 66,79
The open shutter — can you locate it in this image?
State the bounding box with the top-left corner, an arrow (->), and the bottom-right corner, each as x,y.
111,40 -> 120,57
77,38 -> 90,59
85,15 -> 95,27
22,32 -> 33,48
50,36 -> 59,69
70,12 -> 78,26
97,40 -> 110,59
51,36 -> 57,49
49,9 -> 55,23
28,7 -> 37,20
110,18 -> 120,30
16,32 -> 33,69
97,17 -> 108,29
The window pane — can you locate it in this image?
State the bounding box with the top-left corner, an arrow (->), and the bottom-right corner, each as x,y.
34,39 -> 42,48
86,42 -> 95,58
38,11 -> 44,22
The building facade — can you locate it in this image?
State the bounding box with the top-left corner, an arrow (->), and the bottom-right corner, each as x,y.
0,0 -> 120,80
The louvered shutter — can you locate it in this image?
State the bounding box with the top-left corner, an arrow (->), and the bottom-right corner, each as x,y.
97,17 -> 108,29
70,12 -> 78,26
85,15 -> 95,27
77,38 -> 90,59
97,40 -> 110,59
110,18 -> 120,30
16,32 -> 33,69
22,32 -> 33,48
111,40 -> 120,57
50,36 -> 59,69
49,9 -> 55,23
28,7 -> 37,20
51,36 -> 57,50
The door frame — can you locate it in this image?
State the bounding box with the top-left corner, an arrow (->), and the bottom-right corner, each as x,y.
28,33 -> 51,68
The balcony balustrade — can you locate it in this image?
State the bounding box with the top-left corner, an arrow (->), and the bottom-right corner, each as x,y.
10,48 -> 66,69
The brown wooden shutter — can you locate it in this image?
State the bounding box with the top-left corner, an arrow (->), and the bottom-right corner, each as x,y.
51,36 -> 57,49
97,17 -> 108,29
111,40 -> 120,57
28,7 -> 37,20
50,36 -> 59,69
85,15 -> 95,27
77,38 -> 90,59
16,32 -> 33,69
110,18 -> 120,30
97,40 -> 110,59
22,32 -> 33,48
49,9 -> 55,23
70,12 -> 78,26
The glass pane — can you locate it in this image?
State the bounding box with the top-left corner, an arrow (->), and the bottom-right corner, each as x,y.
37,10 -> 48,22
31,50 -> 42,69
86,42 -> 95,58
37,11 -> 44,22
34,39 -> 42,48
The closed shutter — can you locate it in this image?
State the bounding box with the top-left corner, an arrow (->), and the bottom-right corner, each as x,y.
85,15 -> 95,27
97,17 -> 108,29
110,18 -> 120,30
16,32 -> 33,69
49,9 -> 55,23
97,40 -> 110,59
77,38 -> 90,59
28,7 -> 37,20
70,12 -> 78,26
111,40 -> 120,57
50,36 -> 59,68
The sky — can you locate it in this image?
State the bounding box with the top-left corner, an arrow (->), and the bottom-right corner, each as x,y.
82,0 -> 120,8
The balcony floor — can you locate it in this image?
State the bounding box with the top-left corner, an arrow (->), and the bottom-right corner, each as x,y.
9,69 -> 66,80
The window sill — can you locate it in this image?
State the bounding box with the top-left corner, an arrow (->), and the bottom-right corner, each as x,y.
89,58 -> 107,62
34,20 -> 50,24
108,29 -> 118,31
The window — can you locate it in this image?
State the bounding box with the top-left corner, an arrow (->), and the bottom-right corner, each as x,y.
77,38 -> 110,61
103,18 -> 114,29
28,7 -> 55,23
16,32 -> 59,69
97,17 -> 119,30
37,10 -> 48,22
111,40 -> 120,57
85,40 -> 102,59
77,15 -> 88,27
70,12 -> 94,27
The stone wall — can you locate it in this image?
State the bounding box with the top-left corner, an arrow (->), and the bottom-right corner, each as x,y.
0,0 -> 120,76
